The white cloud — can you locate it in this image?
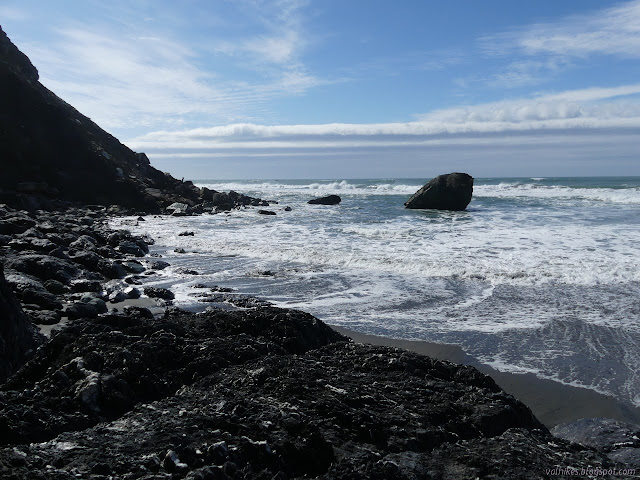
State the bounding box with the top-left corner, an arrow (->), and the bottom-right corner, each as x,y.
0,5 -> 30,21
23,4 -> 329,131
419,85 -> 640,124
27,28 -> 227,129
244,31 -> 300,64
484,0 -> 640,59
487,58 -> 571,88
479,1 -> 640,87
238,0 -> 309,64
518,0 -> 640,58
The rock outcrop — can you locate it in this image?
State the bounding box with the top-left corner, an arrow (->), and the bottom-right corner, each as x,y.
0,264 -> 43,383
308,194 -> 342,205
405,172 -> 474,211
0,305 -> 623,479
0,203 -> 157,329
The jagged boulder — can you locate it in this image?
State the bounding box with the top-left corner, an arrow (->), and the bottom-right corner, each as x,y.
405,172 -> 474,211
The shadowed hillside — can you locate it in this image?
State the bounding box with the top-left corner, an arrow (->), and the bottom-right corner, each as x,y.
0,26 -> 200,212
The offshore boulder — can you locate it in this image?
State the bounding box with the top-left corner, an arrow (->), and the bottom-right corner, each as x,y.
405,172 -> 474,211
308,194 -> 341,205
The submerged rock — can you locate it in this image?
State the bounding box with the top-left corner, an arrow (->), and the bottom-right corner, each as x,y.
308,194 -> 341,205
405,172 -> 474,211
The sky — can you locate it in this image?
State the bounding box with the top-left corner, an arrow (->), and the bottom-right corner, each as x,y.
2,0 -> 640,179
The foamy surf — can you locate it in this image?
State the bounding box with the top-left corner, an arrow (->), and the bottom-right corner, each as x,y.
110,176 -> 640,408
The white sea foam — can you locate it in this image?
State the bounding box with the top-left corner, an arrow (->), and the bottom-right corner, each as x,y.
119,208 -> 639,289
194,178 -> 640,206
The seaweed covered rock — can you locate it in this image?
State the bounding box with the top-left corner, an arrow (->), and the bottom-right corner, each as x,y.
0,306 -> 346,445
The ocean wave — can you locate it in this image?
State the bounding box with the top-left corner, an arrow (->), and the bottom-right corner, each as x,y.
194,178 -> 640,204
475,183 -> 640,204
195,180 -> 420,196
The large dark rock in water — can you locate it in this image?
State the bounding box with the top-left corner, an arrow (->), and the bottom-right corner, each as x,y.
0,27 -> 200,212
308,194 -> 341,205
0,265 -> 43,383
405,172 -> 474,211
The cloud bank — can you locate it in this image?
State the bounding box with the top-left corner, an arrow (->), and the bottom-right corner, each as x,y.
127,84 -> 640,150
124,84 -> 640,179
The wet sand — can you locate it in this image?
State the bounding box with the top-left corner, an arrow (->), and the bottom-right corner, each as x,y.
333,326 -> 640,428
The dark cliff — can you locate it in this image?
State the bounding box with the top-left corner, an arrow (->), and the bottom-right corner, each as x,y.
0,26 -> 199,212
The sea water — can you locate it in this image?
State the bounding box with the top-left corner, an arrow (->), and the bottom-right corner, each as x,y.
111,177 -> 640,407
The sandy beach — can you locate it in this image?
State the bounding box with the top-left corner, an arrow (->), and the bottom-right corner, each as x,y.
333,326 -> 640,428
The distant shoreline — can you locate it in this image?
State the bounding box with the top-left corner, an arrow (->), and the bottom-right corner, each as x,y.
332,326 -> 640,428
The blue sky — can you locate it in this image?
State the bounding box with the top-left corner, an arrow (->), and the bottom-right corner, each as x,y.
2,0 -> 640,179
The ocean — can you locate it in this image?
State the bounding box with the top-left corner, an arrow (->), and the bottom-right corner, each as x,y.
111,177 -> 640,408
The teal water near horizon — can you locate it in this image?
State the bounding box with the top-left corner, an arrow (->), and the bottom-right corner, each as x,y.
111,176 -> 640,407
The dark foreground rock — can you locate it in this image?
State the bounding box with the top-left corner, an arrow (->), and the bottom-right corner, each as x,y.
0,265 -> 43,383
0,304 -> 624,479
405,172 -> 474,211
0,306 -> 344,447
308,195 -> 341,205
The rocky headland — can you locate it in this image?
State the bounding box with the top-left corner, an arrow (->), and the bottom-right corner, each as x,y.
1,26 -> 639,479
